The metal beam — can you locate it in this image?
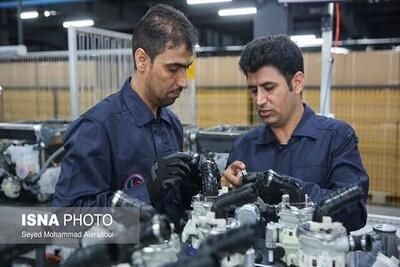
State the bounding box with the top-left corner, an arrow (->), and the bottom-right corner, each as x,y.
0,0 -> 94,9
320,3 -> 333,117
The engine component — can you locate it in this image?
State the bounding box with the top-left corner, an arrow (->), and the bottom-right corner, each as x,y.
264,193 -> 315,266
189,153 -> 220,198
131,233 -> 181,267
297,216 -> 372,267
0,177 -> 21,198
235,204 -> 261,225
170,225 -> 257,267
372,224 -> 399,259
0,120 -> 68,202
182,185 -> 258,267
296,185 -> 371,267
129,214 -> 179,267
347,222 -> 400,267
211,183 -> 258,218
372,252 -> 400,267
182,205 -> 241,250
242,169 -> 306,206
5,144 -> 39,179
312,185 -> 365,223
63,215 -> 175,267
111,190 -> 157,223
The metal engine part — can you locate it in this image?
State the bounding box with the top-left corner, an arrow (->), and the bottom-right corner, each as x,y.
132,233 -> 182,267
264,194 -> 315,266
297,216 -> 372,267
0,120 -> 68,202
0,177 -> 21,198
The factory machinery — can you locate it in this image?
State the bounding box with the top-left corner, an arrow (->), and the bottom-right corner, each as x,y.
56,166 -> 400,267
0,120 -> 68,202
0,124 -> 398,266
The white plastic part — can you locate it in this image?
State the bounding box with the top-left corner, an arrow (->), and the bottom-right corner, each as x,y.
5,144 -> 40,179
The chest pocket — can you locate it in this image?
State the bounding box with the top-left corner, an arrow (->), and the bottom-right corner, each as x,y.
290,166 -> 328,186
288,138 -> 330,185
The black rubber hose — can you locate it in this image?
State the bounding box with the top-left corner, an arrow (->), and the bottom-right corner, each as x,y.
111,190 -> 156,222
312,185 -> 364,222
211,183 -> 258,218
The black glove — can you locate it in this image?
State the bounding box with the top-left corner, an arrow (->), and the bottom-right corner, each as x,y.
147,152 -> 192,206
189,154 -> 219,197
187,154 -> 205,191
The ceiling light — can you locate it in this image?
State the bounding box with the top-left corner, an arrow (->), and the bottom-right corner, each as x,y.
290,34 -> 316,42
20,11 -> 39,20
63,19 -> 94,28
218,7 -> 257,16
290,34 -> 323,47
187,0 -> 231,4
44,10 -> 57,17
331,47 -> 350,55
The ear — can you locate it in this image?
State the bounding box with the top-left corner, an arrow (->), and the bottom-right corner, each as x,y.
134,48 -> 149,72
291,71 -> 304,95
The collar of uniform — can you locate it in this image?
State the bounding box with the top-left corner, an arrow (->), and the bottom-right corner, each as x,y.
254,125 -> 276,145
291,103 -> 319,140
121,78 -> 172,127
254,103 -> 318,144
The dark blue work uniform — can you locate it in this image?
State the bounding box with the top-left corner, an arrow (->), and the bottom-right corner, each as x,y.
227,104 -> 369,231
54,78 -> 184,217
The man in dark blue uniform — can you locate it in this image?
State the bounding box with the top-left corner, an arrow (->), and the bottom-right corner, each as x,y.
221,35 -> 369,231
54,4 -> 199,221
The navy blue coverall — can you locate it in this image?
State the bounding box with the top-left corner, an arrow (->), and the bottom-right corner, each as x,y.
54,78 -> 185,218
227,104 -> 369,231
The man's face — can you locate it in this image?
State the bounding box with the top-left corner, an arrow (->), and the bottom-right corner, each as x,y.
144,43 -> 193,107
247,66 -> 302,128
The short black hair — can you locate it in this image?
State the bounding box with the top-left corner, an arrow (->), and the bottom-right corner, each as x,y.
239,35 -> 304,86
132,4 -> 198,69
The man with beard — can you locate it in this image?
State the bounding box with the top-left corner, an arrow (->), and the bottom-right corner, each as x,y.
221,35 -> 369,231
54,4 -> 200,221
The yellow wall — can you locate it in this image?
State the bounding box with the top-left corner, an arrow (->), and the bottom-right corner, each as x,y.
1,50 -> 399,201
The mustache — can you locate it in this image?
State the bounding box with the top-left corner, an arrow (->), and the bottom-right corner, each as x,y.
172,87 -> 184,94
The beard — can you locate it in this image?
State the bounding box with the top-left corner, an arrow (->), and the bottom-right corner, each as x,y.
145,75 -> 178,108
160,97 -> 176,107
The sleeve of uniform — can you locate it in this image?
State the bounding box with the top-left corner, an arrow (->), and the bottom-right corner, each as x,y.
53,118 -> 114,207
293,127 -> 369,231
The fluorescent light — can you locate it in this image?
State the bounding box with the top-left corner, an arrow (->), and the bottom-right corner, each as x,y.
290,34 -> 316,42
187,0 -> 231,4
290,34 -> 323,47
63,19 -> 94,28
218,7 -> 257,16
331,47 -> 350,55
20,11 -> 39,19
44,10 -> 57,17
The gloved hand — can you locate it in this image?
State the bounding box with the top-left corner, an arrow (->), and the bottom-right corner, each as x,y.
190,154 -> 220,197
147,152 -> 193,206
187,154 -> 205,191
